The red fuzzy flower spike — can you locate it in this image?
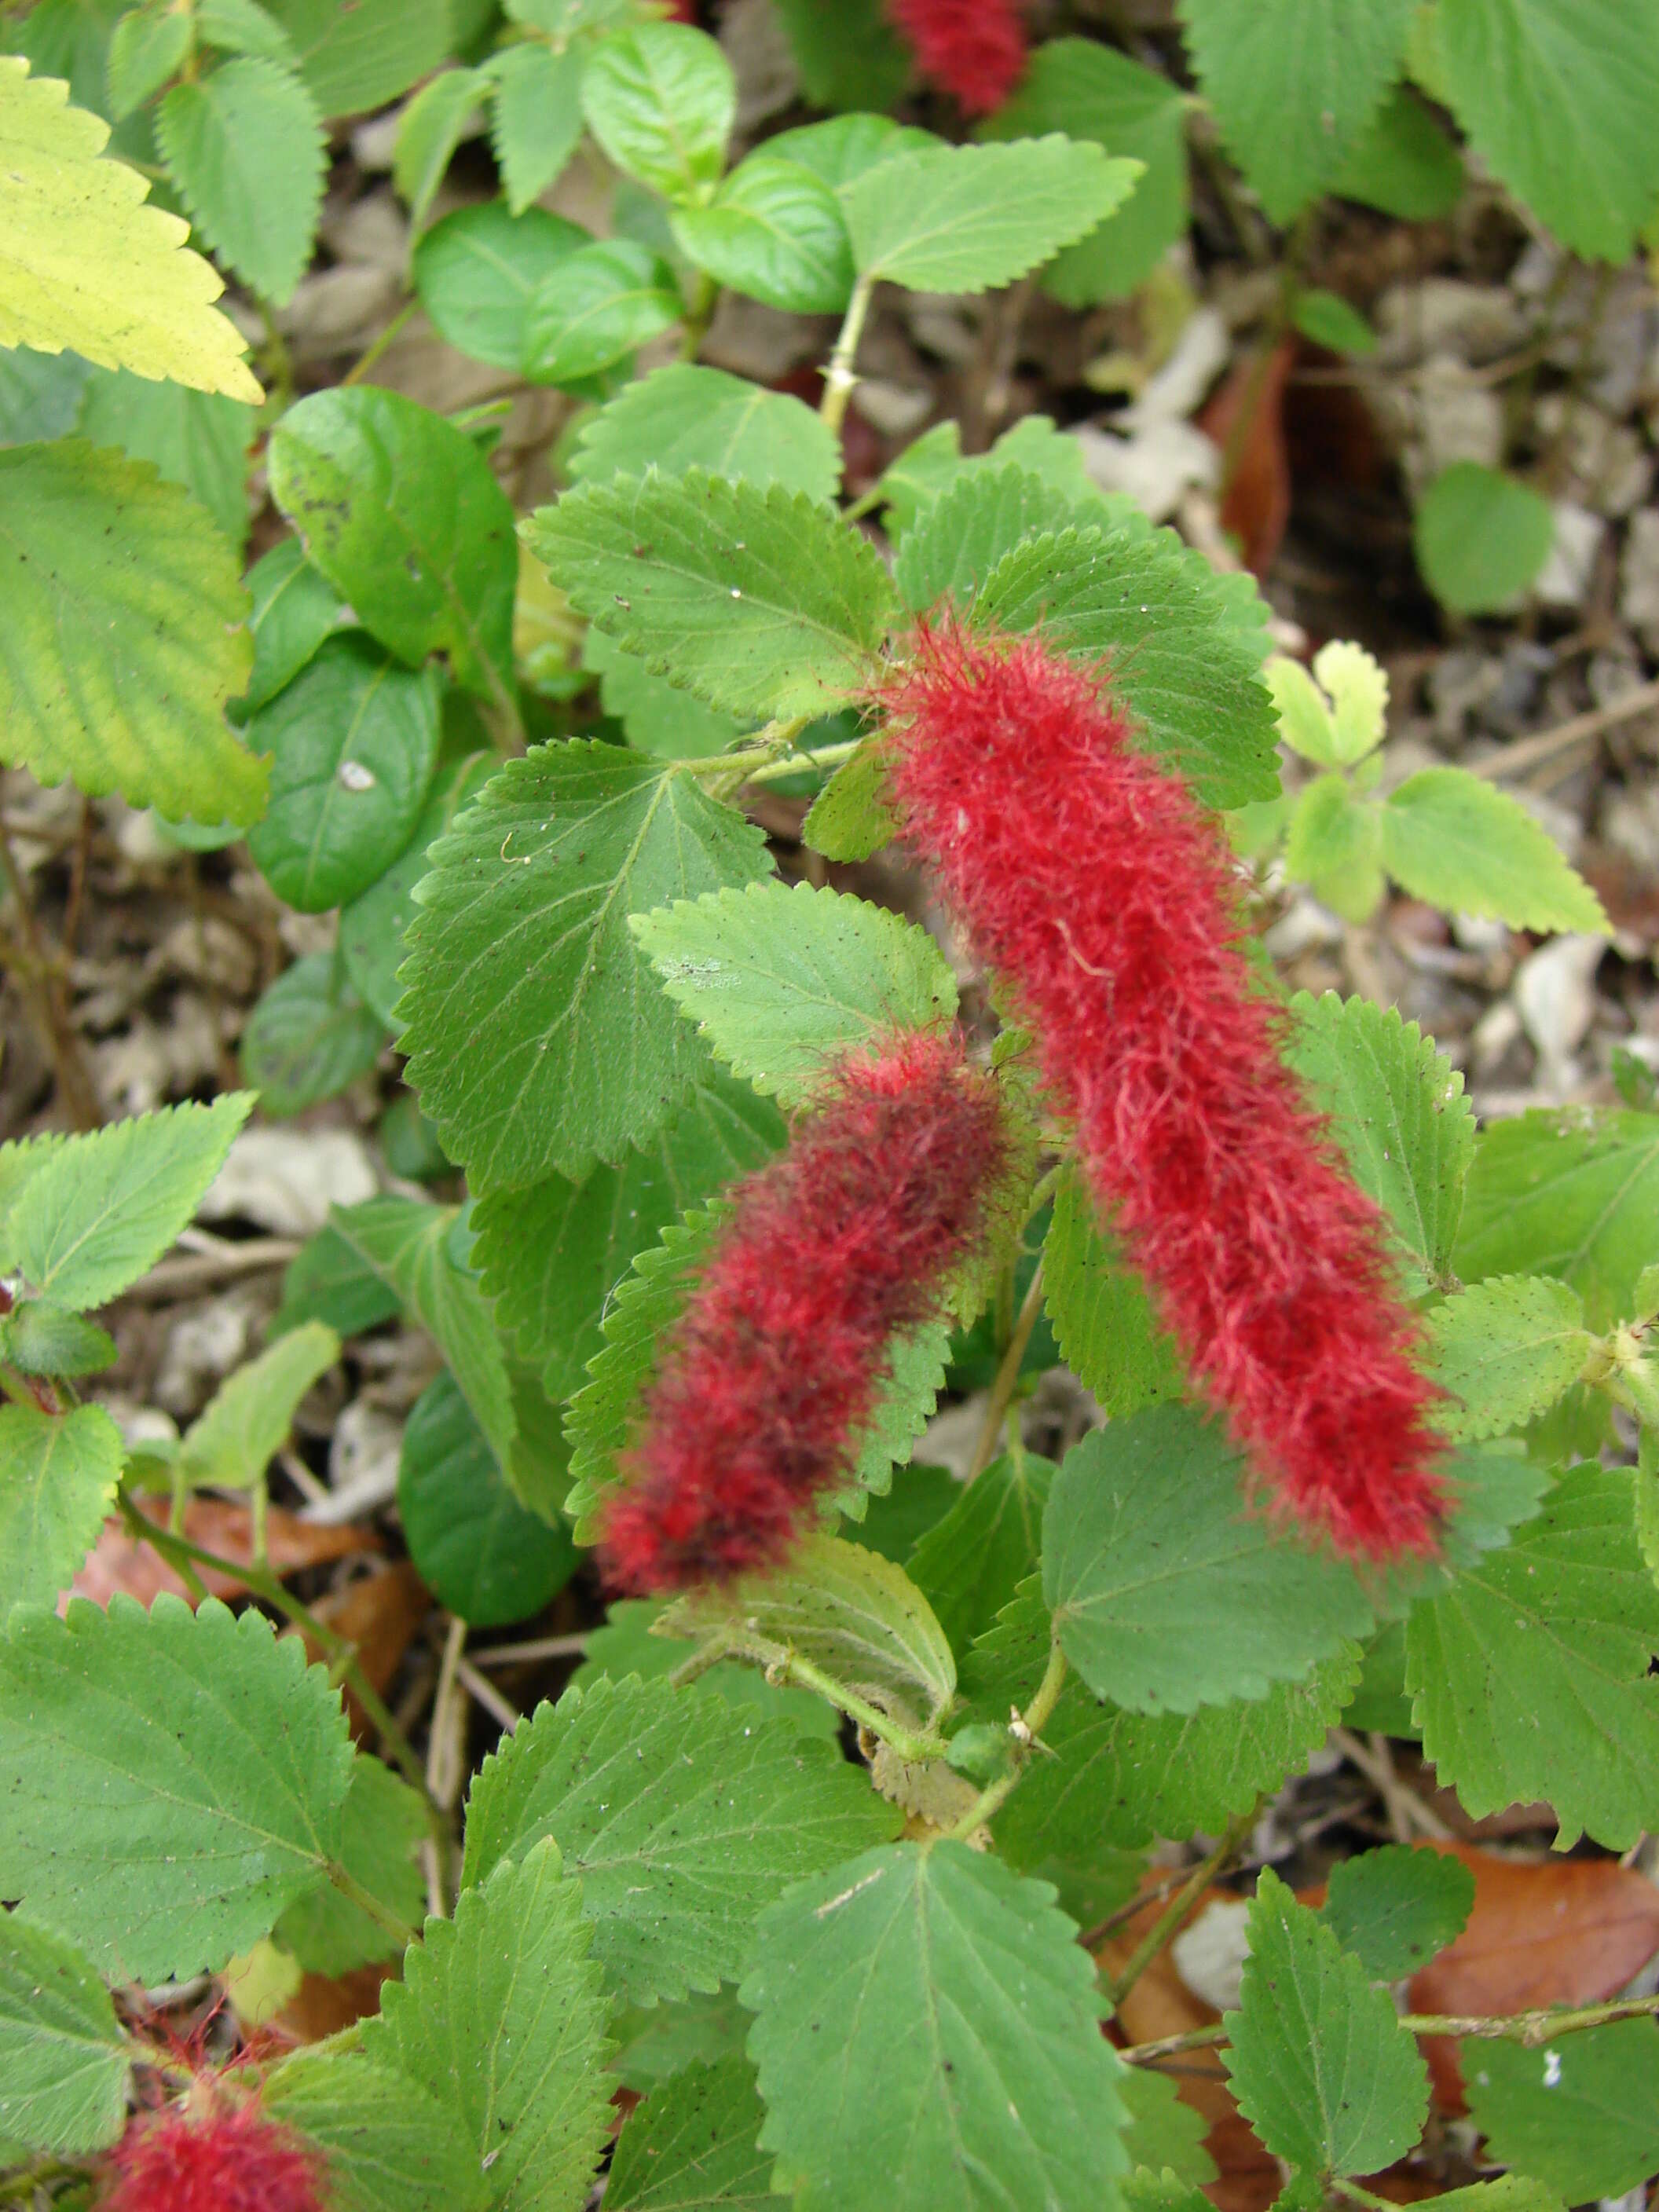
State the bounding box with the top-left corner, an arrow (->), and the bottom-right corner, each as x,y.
884,0 -> 1027,115
102,2097 -> 324,2212
877,621 -> 1448,1558
599,1029 -> 1009,1593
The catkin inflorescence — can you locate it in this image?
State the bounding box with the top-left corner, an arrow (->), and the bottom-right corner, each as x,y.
599,1029 -> 1010,1593
882,0 -> 1027,115
877,620 -> 1448,1558
101,2100 -> 324,2212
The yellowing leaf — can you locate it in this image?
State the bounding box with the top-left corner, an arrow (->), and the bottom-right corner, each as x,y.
0,56 -> 261,401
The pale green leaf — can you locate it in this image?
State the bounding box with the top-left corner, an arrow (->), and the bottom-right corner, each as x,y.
107,1 -> 192,117
658,1536 -> 956,1733
264,2048 -> 489,2212
0,1593 -> 353,1980
1414,462 -> 1554,614
460,1674 -> 899,2003
1042,1166 -> 1185,1419
1463,2019 -> 1659,2199
364,1840 -> 613,2212
0,54 -> 262,398
671,154 -> 853,316
489,40 -> 584,215
1316,639 -> 1390,763
609,1987 -> 751,2097
0,1403 -> 122,1616
78,366 -> 255,550
907,1451 -> 1052,1655
178,1320 -> 340,1489
1177,0 -> 1417,222
1437,0 -> 1659,262
1331,84 -> 1463,218
396,742 -> 771,1191
1292,288 -> 1379,357
0,1916 -> 127,2157
240,953 -> 387,1117
606,2053 -> 773,2212
394,67 -> 491,229
1223,1867 -> 1429,2175
262,0 -> 449,116
1427,1276 -> 1591,1440
156,56 -> 324,303
0,1302 -> 115,1379
5,1093 -> 253,1312
1043,1408 -> 1374,1712
1286,989 -> 1474,1297
568,362 -> 839,503
742,1838 -> 1130,2212
1406,1463 -> 1659,1848
844,137 -> 1142,295
1118,2066 -> 1218,2189
0,441 -> 263,826
579,21 -> 733,200
631,879 -> 958,1108
1269,657 -> 1346,766
973,522 -> 1279,809
275,1753 -> 426,1976
1382,767 -> 1608,934
527,470 -> 899,723
584,627 -> 749,761
196,0 -> 301,64
1284,778 -> 1386,921
1320,1843 -> 1474,1980
800,741 -> 895,862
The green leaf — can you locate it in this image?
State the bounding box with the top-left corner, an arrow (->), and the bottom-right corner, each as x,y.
1414,462 -> 1555,614
460,1674 -> 899,2004
606,2054 -> 773,2212
0,1302 -> 116,1378
364,1840 -> 613,2212
0,1403 -> 122,1617
269,386 -> 518,708
4,1093 -> 251,1312
399,1373 -> 577,1628
1223,1867 -> 1429,2177
246,638 -> 441,912
273,1222 -> 401,1340
672,154 -> 853,315
1463,2019 -> 1659,2199
1427,1276 -> 1591,1440
1455,1105 -> 1659,1326
196,0 -> 301,64
157,56 -> 324,303
528,470 -> 898,723
1118,2066 -> 1218,2190
0,1593 -> 353,1980
275,1754 -> 427,1976
742,1838 -> 1129,2212
1285,990 -> 1474,1297
800,742 -> 895,862
973,522 -> 1279,809
1043,1408 -> 1373,1713
1177,0 -> 1417,222
580,20 -> 733,199
0,346 -> 90,445
1042,1167 -> 1184,1419
766,0 -> 909,113
414,205 -> 591,373
240,953 -> 387,1116
78,367 -> 255,551
1291,288 -> 1379,357
262,0 -> 448,116
177,1320 -> 339,1490
1382,767 -> 1608,934
395,66 -> 492,230
0,441 -> 263,826
659,1536 -> 956,1733
584,628 -> 749,760
0,1916 -> 127,2157
108,0 -> 192,116
489,40 -> 584,214
983,42 -> 1186,304
569,362 -> 839,504
1436,0 -> 1659,262
264,2047 -> 489,2212
894,463 -> 1081,620
244,537 -> 347,709
340,752 -> 496,1032
907,1452 -> 1051,1655
473,1071 -> 783,1400
632,880 -> 958,1108
609,1986 -> 750,2097
1320,1843 -> 1474,1979
396,742 -> 771,1191
1269,643 -> 1390,769
1331,85 -> 1464,218
1284,778 -> 1386,921
844,136 -> 1142,295
523,239 -> 682,386
1406,1463 -> 1659,1848
0,55 -> 261,399
571,1599 -> 839,1743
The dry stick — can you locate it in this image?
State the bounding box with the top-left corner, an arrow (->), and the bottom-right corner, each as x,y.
1102,1811 -> 1258,2012
1331,1727 -> 1454,1844
456,1655 -> 521,1734
126,1237 -> 302,1300
471,1628 -> 591,1667
967,1262 -> 1046,1481
1467,675 -> 1659,784
0,811 -> 100,1129
1122,1987 -> 1659,2067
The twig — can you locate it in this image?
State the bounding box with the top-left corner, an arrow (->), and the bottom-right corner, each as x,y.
456,1656 -> 521,1734
1466,676 -> 1659,783
0,811 -> 100,1128
1122,1987 -> 1659,2067
1331,1727 -> 1453,1842
967,1262 -> 1046,1480
945,1638 -> 1069,1841
1103,1812 -> 1257,2010
124,1237 -> 302,1299
471,1629 -> 590,1667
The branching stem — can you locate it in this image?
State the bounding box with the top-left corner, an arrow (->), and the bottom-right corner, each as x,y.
945,1638 -> 1068,1842
1122,1987 -> 1659,2067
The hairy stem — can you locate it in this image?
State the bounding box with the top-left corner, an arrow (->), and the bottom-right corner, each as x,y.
820,274 -> 876,435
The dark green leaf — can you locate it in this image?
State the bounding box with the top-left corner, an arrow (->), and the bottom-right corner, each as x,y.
262,0 -> 448,116
907,1451 -> 1052,1654
1414,462 -> 1554,614
243,537 -> 347,709
79,366 -> 255,549
1042,1167 -> 1184,1417
1464,2019 -> 1659,2199
339,752 -> 496,1031
606,2054 -> 773,2211
1320,1844 -> 1474,1979
275,1754 -> 426,1975
241,954 -> 387,1115
1332,85 -> 1463,217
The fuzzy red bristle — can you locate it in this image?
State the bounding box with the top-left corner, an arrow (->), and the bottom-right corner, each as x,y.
883,0 -> 1027,114
101,2100 -> 324,2212
599,1029 -> 1009,1593
877,620 -> 1448,1558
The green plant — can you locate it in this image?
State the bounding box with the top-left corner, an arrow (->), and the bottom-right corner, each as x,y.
2,3 -> 1659,2208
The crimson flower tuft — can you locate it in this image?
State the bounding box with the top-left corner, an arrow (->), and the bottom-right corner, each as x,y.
877,621 -> 1448,1558
599,1028 -> 1009,1592
883,0 -> 1027,115
101,2097 -> 324,2212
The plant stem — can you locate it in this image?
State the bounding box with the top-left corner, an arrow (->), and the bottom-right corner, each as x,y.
945,1638 -> 1068,1842
820,274 -> 875,435
327,1861 -> 419,1950
742,737 -> 861,786
679,269 -> 720,361
115,1492 -> 433,1804
670,1632 -> 950,1764
342,299 -> 418,387
967,1262 -> 1045,1480
1102,1811 -> 1256,2010
1121,1987 -> 1659,2067
0,812 -> 100,1129
1333,2182 -> 1398,2212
